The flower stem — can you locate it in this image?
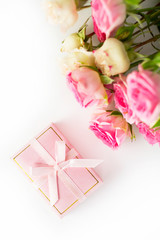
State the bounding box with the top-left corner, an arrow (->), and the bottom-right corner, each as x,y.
132,19 -> 160,37
85,31 -> 95,41
140,0 -> 146,4
132,6 -> 160,13
79,5 -> 91,10
86,32 -> 95,38
130,60 -> 143,69
133,34 -> 160,50
130,52 -> 158,69
133,9 -> 160,29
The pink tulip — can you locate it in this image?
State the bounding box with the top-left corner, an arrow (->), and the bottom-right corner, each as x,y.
91,0 -> 126,42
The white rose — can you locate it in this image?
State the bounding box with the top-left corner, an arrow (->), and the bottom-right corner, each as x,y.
61,33 -> 84,52
94,38 -> 130,76
45,0 -> 78,31
61,49 -> 96,74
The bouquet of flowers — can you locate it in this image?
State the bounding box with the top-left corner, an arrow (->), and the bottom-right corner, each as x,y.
45,0 -> 160,149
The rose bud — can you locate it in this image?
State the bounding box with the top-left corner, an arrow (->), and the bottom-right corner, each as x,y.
94,38 -> 130,76
61,33 -> 84,52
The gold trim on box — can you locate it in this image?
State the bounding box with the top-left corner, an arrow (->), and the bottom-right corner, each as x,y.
13,126 -> 99,215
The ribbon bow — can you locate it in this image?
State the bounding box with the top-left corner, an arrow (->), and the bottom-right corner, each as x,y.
30,139 -> 103,206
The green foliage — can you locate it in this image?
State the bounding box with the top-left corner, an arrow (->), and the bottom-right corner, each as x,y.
142,52 -> 160,73
100,75 -> 114,85
80,65 -> 99,73
129,124 -> 136,141
124,0 -> 141,5
109,111 -> 123,116
116,26 -> 135,41
125,0 -> 141,11
78,17 -> 90,32
151,118 -> 160,129
127,49 -> 146,63
78,27 -> 86,40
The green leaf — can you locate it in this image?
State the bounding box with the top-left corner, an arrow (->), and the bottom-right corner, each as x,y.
151,118 -> 160,129
142,52 -> 160,73
127,12 -> 143,26
110,111 -> 123,116
125,0 -> 141,10
129,124 -> 136,141
80,65 -> 100,73
116,26 -> 135,41
78,27 -> 86,40
78,17 -> 90,32
124,0 -> 141,5
100,75 -> 114,85
127,49 -> 146,62
106,110 -> 123,116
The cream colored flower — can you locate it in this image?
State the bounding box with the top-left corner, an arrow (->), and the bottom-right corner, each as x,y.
45,0 -> 78,31
61,49 -> 96,74
94,38 -> 130,76
61,33 -> 84,52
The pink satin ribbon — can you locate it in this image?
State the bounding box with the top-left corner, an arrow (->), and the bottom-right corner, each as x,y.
30,139 -> 103,206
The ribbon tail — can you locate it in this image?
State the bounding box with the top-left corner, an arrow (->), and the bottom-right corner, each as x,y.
66,148 -> 78,160
58,170 -> 86,202
30,166 -> 52,177
55,141 -> 66,163
31,138 -> 55,165
62,159 -> 103,169
48,171 -> 58,206
33,177 -> 47,190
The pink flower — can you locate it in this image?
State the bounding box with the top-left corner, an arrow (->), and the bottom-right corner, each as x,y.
127,66 -> 160,127
66,67 -> 107,107
91,0 -> 126,42
89,111 -> 130,149
137,122 -> 160,146
114,76 -> 137,124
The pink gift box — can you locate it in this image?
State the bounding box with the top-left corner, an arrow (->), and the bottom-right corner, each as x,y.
12,123 -> 102,217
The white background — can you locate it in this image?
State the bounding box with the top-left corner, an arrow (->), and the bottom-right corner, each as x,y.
0,1 -> 160,240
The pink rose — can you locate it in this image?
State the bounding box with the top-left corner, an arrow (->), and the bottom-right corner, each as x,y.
91,0 -> 126,42
127,66 -> 160,127
66,67 -> 107,107
114,76 -> 137,124
137,122 -> 160,146
89,111 -> 130,149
